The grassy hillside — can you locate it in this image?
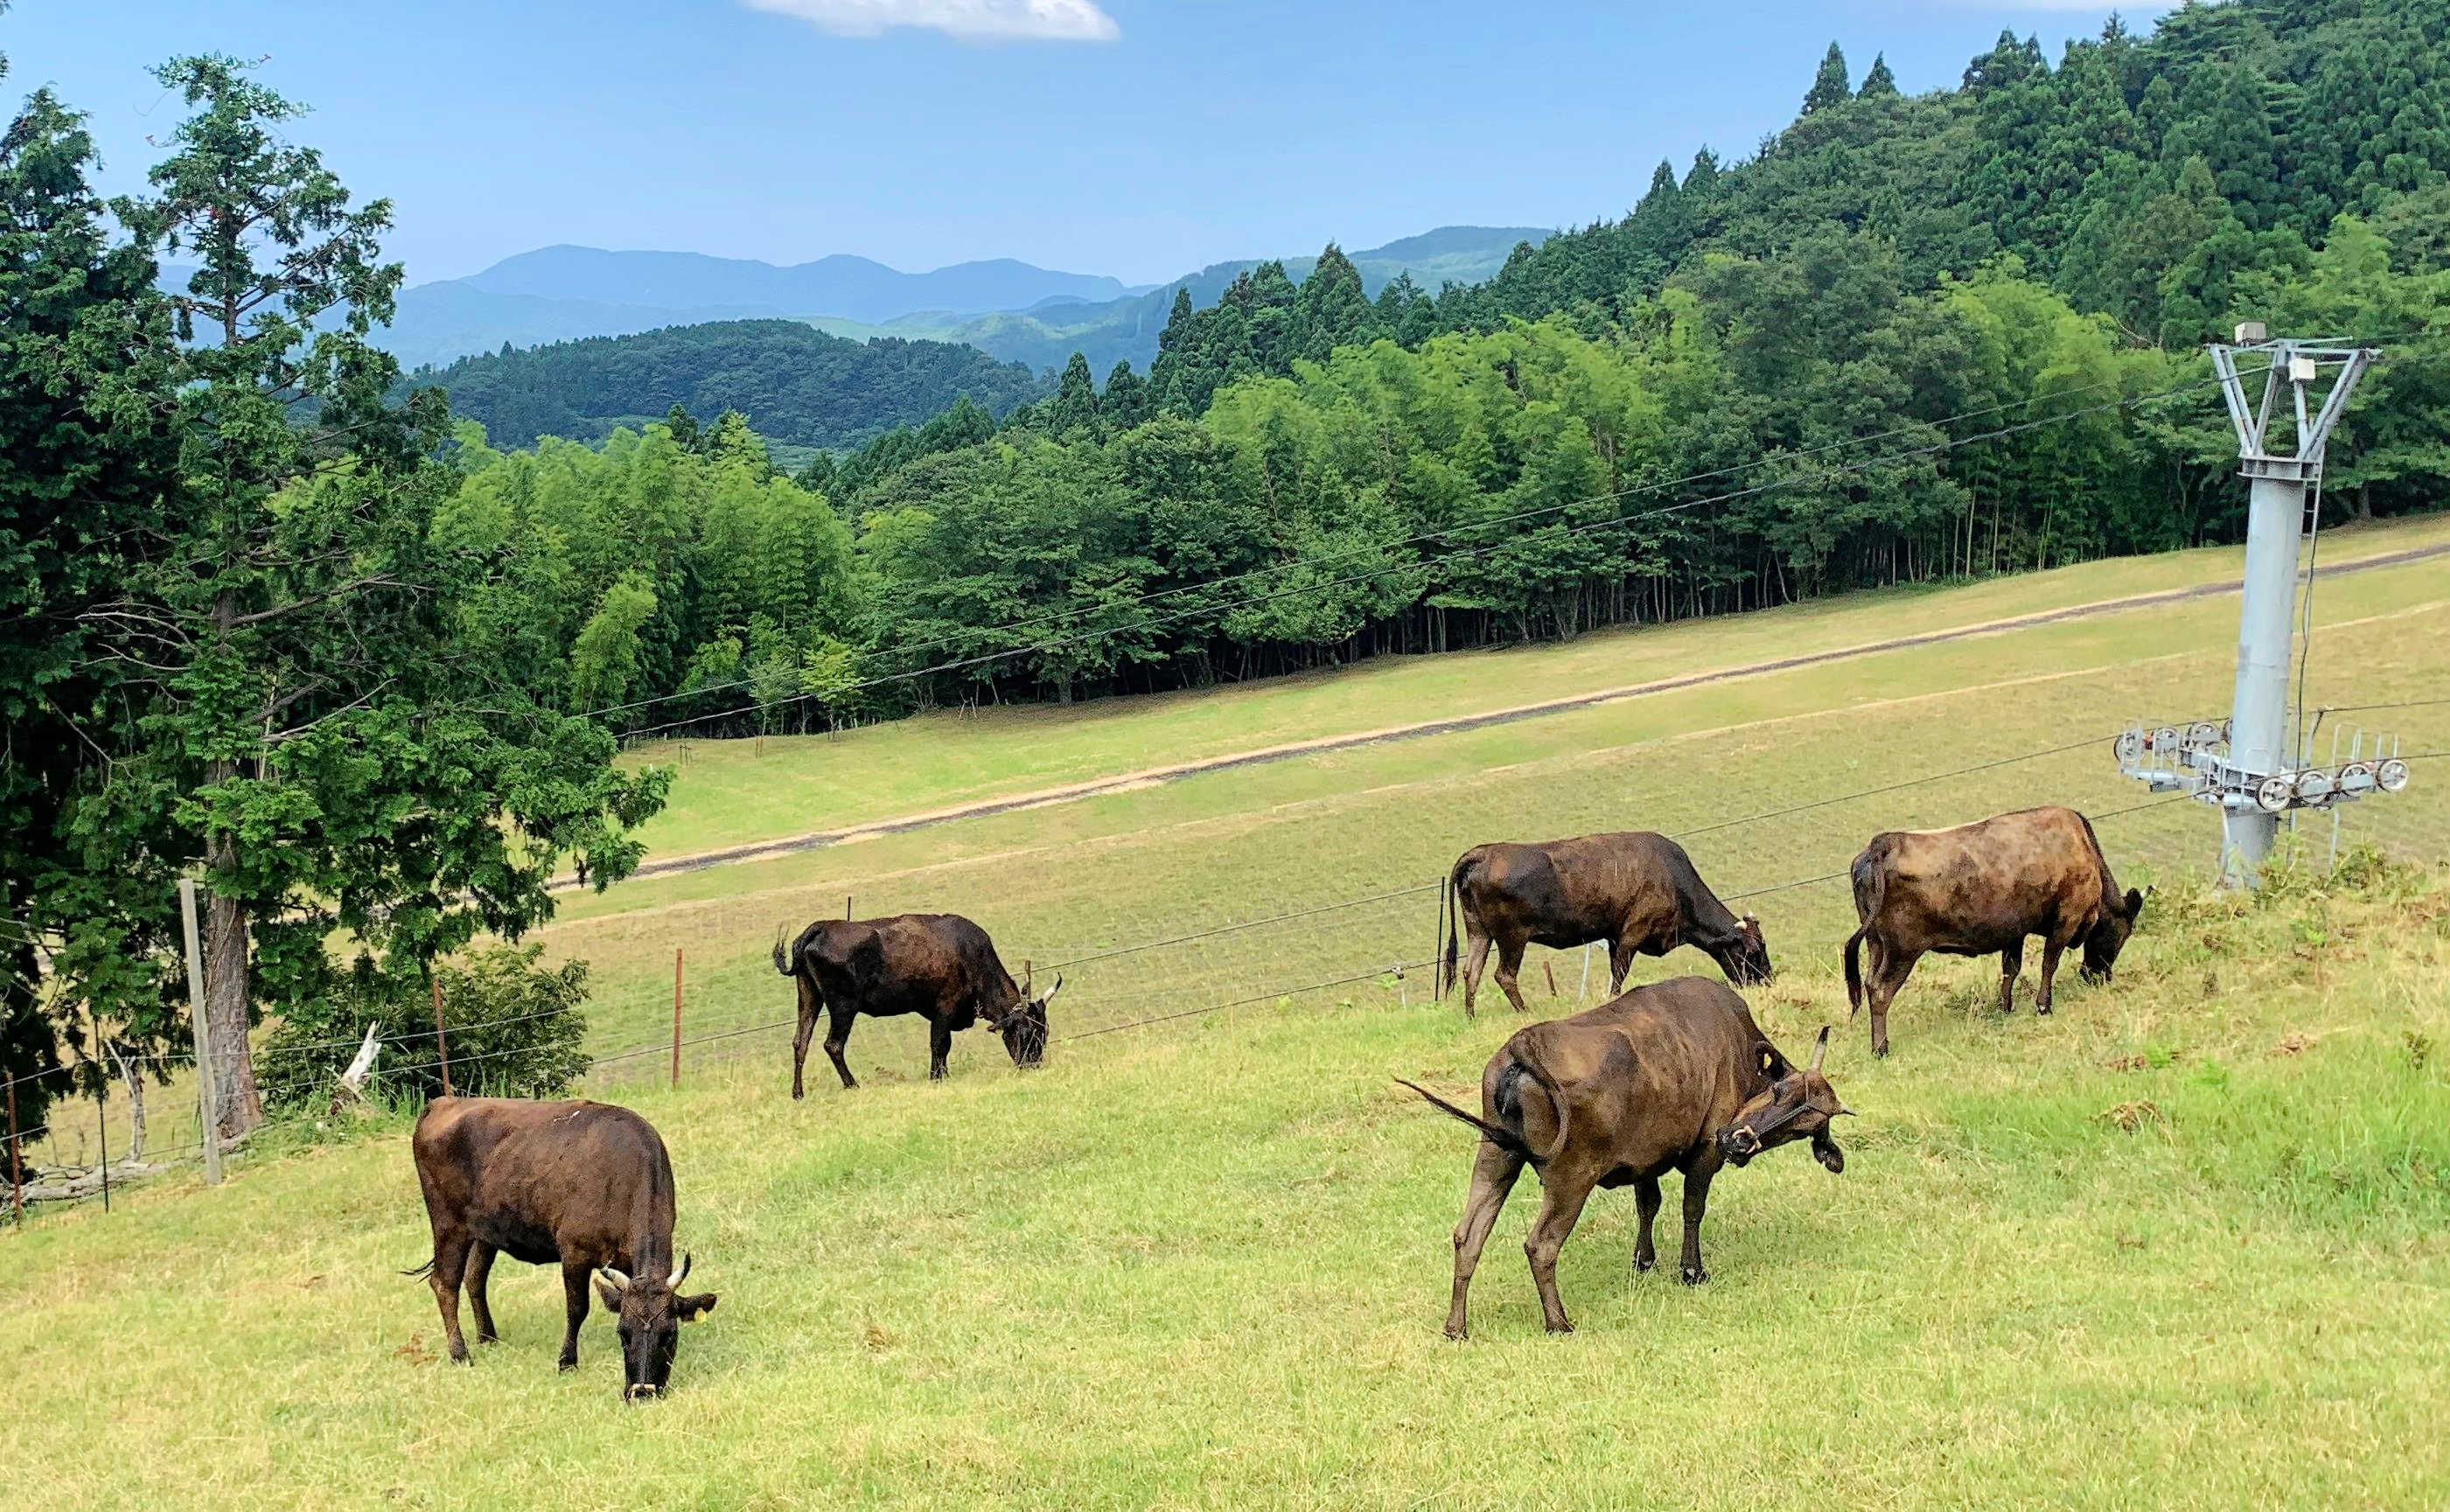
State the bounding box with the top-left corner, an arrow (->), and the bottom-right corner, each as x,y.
6,522 -> 2449,1509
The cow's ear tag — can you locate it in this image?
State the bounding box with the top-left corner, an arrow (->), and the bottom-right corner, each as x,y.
1760,1049 -> 1777,1076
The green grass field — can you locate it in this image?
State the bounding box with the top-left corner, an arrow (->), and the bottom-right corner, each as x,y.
7,519 -> 2450,1509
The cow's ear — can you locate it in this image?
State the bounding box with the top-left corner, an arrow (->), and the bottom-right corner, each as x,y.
678,1292 -> 717,1322
594,1274 -> 625,1312
1758,1046 -> 1782,1077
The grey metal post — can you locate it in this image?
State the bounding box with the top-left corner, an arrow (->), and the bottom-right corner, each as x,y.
178,878 -> 221,1185
2223,470 -> 2306,875
2207,333 -> 2374,884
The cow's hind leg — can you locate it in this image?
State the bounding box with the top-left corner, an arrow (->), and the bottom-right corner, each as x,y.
824,1003 -> 860,1090
1525,1170 -> 1597,1334
1632,1174 -> 1664,1272
557,1259 -> 591,1372
1869,948 -> 1917,1058
927,1019 -> 953,1081
1492,936 -> 1534,1016
1445,1139 -> 1525,1341
465,1240 -> 501,1345
427,1231 -> 475,1363
1461,927 -> 1493,1019
1998,937 -> 2025,1015
1678,1165 -> 1717,1286
790,975 -> 820,1101
1609,933 -> 1634,996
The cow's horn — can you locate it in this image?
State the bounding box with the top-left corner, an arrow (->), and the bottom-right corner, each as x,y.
1809,1025 -> 1830,1074
601,1266 -> 631,1290
672,1252 -> 691,1288
1039,973 -> 1064,1007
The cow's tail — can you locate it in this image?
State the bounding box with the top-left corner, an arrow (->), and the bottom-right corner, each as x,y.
1395,1077 -> 1546,1168
1843,840 -> 1888,1014
1439,851 -> 1476,998
772,922 -> 796,979
401,1257 -> 436,1280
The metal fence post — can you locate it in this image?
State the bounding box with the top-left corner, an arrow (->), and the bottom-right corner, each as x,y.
7,1077 -> 20,1226
179,879 -> 221,1185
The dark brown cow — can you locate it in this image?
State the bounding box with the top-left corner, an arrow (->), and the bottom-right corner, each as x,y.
1401,976 -> 1847,1339
408,1097 -> 718,1400
1843,805 -> 2146,1057
1441,832 -> 1770,1016
774,912 -> 1058,1095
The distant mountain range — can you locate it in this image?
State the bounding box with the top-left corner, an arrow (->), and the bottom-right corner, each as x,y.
382,226 -> 1553,373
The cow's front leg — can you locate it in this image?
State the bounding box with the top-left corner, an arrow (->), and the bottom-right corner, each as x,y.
1632,1174 -> 1663,1272
1492,937 -> 1534,1016
1678,1165 -> 1716,1286
2036,936 -> 2065,1015
1446,1139 -> 1524,1341
928,1020 -> 953,1081
1608,934 -> 1633,996
1998,937 -> 2025,1014
465,1240 -> 501,1345
427,1233 -> 474,1363
1524,1171 -> 1595,1333
824,1004 -> 859,1090
557,1259 -> 592,1372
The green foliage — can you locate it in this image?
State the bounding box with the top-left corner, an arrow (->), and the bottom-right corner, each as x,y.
255,943 -> 590,1112
417,319 -> 1045,452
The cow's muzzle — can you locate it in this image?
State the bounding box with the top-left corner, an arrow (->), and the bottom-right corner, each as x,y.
625,1383 -> 662,1404
1717,1125 -> 1762,1167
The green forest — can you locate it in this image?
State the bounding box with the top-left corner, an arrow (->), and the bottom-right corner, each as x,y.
415,319 -> 1045,452
11,1 -> 2450,1127
453,1 -> 2450,732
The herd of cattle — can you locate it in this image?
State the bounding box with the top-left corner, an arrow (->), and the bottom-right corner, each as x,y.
409,803 -> 2146,1392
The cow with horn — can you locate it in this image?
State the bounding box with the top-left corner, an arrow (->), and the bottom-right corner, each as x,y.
1401,976 -> 1847,1339
774,912 -> 1058,1094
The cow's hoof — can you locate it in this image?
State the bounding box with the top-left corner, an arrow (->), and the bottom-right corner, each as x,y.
1680,1265 -> 1708,1286
2035,1006 -> 2053,1017
1544,1319 -> 1575,1335
1634,1252 -> 1657,1273
556,1359 -> 577,1374
1443,1324 -> 1469,1342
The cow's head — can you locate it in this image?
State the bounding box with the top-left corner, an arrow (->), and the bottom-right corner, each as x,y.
595,1254 -> 717,1402
984,973 -> 1059,1069
1717,1027 -> 1850,1173
2080,887 -> 2148,984
1723,913 -> 1774,986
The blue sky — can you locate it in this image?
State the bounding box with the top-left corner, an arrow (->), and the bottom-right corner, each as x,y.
11,1 -> 2167,286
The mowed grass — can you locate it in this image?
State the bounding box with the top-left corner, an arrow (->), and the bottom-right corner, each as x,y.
7,520 -> 2450,1509
617,511 -> 2450,860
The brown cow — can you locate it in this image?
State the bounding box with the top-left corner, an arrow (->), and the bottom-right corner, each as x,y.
1401,976 -> 1847,1339
408,1097 -> 718,1400
1843,805 -> 2146,1057
775,912 -> 1058,1095
1441,832 -> 1770,1017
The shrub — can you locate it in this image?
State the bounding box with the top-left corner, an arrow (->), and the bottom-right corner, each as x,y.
259,944 -> 591,1112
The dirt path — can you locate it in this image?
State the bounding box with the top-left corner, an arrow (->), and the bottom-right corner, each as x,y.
600,540 -> 2450,885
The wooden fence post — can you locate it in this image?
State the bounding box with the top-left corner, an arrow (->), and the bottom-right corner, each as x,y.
670,949 -> 684,1089
7,1077 -> 19,1227
430,976 -> 453,1098
179,878 -> 220,1184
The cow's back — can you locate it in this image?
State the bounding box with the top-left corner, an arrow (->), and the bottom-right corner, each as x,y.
414,1097 -> 673,1267
1469,833 -> 1682,941
1507,977 -> 1762,1174
1859,806 -> 2111,951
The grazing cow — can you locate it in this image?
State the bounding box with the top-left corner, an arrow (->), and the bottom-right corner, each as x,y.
1843,805 -> 2146,1057
774,912 -> 1058,1096
1441,832 -> 1771,1016
408,1097 -> 718,1400
1402,977 -> 1847,1338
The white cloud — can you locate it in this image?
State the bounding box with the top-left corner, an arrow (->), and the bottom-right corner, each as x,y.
743,0 -> 1120,43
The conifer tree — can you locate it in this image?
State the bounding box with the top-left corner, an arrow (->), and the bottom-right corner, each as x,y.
1803,43 -> 1852,115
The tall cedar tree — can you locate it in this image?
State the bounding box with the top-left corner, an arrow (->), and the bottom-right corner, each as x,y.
94,57 -> 666,1135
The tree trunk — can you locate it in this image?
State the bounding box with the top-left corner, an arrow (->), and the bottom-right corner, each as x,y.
202,815 -> 262,1140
